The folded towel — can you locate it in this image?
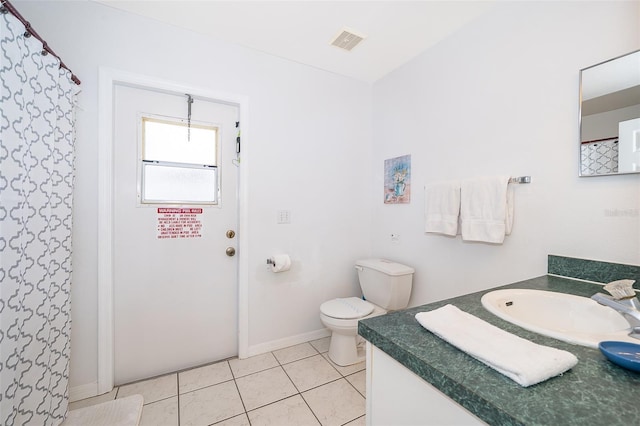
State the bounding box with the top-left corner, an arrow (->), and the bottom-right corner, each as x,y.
415,304 -> 578,387
424,181 -> 461,236
460,176 -> 512,243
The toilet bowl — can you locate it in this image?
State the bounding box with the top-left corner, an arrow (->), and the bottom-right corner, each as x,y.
320,259 -> 414,366
320,297 -> 387,366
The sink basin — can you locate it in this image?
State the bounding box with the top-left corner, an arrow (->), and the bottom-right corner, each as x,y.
481,288 -> 640,348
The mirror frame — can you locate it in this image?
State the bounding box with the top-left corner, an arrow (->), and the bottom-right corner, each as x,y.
578,49 -> 640,177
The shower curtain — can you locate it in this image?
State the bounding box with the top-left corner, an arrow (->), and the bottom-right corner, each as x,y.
1,10 -> 79,426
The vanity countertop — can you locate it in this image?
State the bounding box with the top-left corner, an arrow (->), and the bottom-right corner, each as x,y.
358,275 -> 640,426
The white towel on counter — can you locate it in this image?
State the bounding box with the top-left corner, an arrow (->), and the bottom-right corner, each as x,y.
424,181 -> 460,236
460,176 -> 513,243
415,304 -> 578,387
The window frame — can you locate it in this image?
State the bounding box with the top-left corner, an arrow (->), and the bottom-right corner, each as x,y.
137,114 -> 221,206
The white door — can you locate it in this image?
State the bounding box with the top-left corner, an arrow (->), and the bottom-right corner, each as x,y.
113,84 -> 239,385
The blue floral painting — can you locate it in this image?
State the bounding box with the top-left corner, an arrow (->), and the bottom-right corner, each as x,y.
384,155 -> 411,204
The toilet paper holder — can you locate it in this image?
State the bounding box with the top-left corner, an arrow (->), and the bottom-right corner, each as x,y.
266,254 -> 291,272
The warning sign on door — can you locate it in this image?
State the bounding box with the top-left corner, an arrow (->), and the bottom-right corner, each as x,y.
157,208 -> 203,239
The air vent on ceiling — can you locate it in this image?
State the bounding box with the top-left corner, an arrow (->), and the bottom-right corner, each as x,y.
330,27 -> 366,52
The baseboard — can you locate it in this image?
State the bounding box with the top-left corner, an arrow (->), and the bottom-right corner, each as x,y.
69,381 -> 99,402
245,328 -> 331,358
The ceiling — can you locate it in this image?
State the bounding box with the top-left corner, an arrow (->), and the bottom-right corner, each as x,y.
94,1 -> 496,83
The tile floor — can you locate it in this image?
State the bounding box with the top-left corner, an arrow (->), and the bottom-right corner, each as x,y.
70,337 -> 366,426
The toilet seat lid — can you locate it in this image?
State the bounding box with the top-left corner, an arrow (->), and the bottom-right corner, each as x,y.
320,297 -> 375,319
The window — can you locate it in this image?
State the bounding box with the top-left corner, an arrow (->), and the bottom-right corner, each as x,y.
140,117 -> 219,204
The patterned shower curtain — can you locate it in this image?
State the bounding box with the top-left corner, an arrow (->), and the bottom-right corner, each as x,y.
1,10 -> 79,426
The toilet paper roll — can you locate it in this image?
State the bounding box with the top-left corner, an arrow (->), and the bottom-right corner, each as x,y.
270,254 -> 291,273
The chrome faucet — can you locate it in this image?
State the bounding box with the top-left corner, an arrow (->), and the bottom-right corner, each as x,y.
591,279 -> 640,340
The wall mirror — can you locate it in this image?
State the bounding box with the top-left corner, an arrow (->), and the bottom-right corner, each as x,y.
579,50 -> 640,176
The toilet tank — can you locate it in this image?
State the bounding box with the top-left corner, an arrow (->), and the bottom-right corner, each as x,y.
355,259 -> 414,310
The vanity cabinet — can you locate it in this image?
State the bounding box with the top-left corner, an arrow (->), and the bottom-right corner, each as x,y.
359,275 -> 640,426
365,343 -> 484,426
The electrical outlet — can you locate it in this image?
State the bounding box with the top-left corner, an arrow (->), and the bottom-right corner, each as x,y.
277,210 -> 291,224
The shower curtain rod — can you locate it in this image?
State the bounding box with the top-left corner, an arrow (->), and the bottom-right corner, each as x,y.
1,0 -> 81,85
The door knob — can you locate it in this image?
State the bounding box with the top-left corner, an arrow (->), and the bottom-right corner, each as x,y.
226,247 -> 236,257
226,230 -> 236,239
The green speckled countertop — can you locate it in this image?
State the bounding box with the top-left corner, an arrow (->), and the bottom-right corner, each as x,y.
358,275 -> 640,426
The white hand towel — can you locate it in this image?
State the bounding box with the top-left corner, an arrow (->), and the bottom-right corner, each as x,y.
424,181 -> 460,236
505,184 -> 514,235
415,304 -> 578,387
460,176 -> 512,243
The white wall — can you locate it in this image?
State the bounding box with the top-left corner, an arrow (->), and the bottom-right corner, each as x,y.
14,1 -> 372,393
371,1 -> 640,307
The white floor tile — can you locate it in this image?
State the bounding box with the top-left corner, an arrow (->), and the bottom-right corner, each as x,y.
273,343 -> 319,365
322,353 -> 366,376
282,354 -> 341,392
302,378 -> 365,426
179,361 -> 233,394
109,340 -> 366,426
117,374 -> 177,404
344,415 -> 366,426
179,381 -> 245,426
346,371 -> 366,396
247,395 -> 320,426
229,352 -> 279,378
309,337 -> 331,354
214,413 -> 251,426
69,388 -> 118,411
139,396 -> 178,426
235,367 -> 298,411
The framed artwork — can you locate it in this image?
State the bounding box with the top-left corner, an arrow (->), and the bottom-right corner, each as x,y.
384,154 -> 411,204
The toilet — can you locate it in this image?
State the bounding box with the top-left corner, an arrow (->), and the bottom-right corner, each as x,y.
320,258 -> 414,366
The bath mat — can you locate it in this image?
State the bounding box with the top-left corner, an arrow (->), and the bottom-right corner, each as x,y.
62,394 -> 143,426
